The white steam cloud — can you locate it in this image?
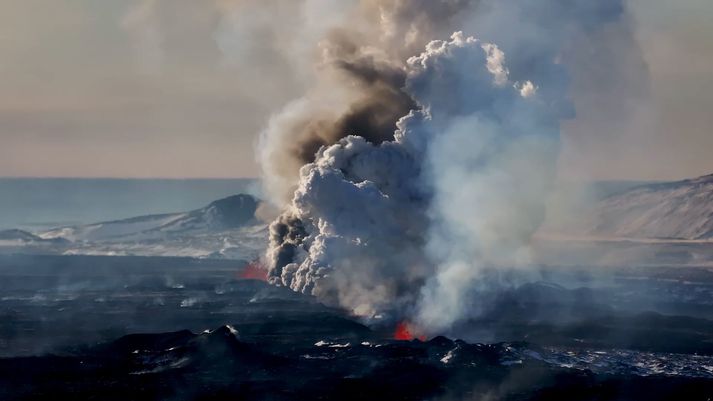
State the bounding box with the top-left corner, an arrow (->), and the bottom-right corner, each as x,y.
259,0 -> 647,333
267,32 -> 563,331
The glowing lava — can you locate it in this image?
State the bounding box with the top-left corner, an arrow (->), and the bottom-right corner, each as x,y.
394,321 -> 427,341
239,260 -> 268,281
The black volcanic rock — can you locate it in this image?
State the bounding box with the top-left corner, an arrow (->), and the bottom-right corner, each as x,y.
92,330 -> 196,356
1,325 -> 711,401
1,255 -> 713,400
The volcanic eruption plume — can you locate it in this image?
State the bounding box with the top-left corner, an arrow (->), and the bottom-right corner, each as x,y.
258,0 -> 648,335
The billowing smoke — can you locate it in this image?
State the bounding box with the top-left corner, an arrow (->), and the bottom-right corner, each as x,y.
257,0 -> 479,203
259,0 -> 647,333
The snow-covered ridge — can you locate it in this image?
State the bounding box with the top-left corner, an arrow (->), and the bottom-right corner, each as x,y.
0,229 -> 70,247
40,194 -> 260,242
0,194 -> 267,259
587,173 -> 713,240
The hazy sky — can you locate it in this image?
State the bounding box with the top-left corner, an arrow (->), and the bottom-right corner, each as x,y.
0,0 -> 711,180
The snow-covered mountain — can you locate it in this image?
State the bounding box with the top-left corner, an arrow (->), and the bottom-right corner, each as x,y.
0,194 -> 267,259
0,229 -> 70,246
587,174 -> 713,240
40,194 -> 260,242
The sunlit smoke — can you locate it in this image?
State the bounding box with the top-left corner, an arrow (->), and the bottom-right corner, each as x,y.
258,0 -> 647,335
266,32 -> 560,332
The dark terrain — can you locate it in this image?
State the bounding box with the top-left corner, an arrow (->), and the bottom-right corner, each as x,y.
0,254 -> 712,400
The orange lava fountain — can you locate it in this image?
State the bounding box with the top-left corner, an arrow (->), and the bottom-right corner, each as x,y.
393,321 -> 427,341
239,260 -> 268,281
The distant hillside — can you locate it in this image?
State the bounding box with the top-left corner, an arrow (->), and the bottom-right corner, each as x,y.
0,194 -> 266,260
40,194 -> 260,242
588,174 -> 713,240
0,178 -> 258,231
0,229 -> 69,245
